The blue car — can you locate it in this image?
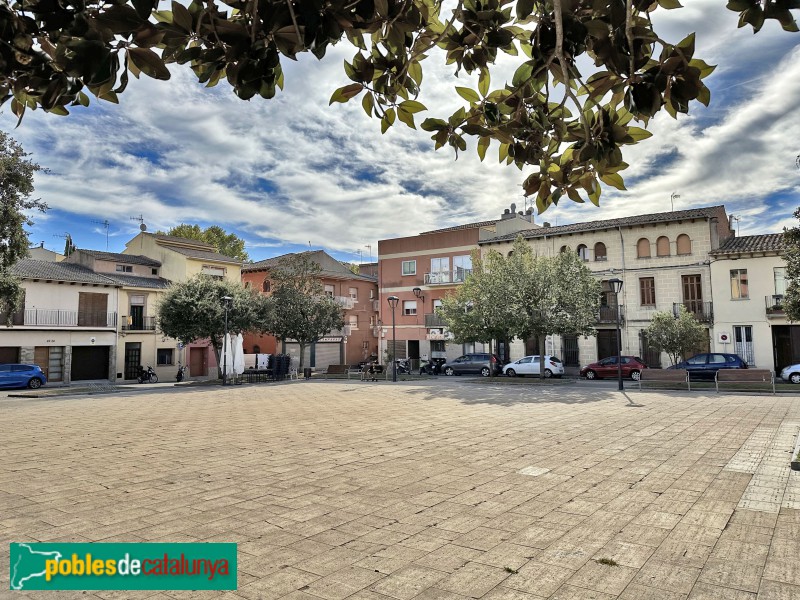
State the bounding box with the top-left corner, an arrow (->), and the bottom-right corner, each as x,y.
0,364 -> 47,389
668,353 -> 747,381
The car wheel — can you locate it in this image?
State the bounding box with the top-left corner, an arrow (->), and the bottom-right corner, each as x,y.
544,369 -> 553,378
481,367 -> 490,377
444,367 -> 454,376
27,378 -> 43,389
791,373 -> 800,384
585,370 -> 596,380
506,368 -> 517,377
630,370 -> 641,381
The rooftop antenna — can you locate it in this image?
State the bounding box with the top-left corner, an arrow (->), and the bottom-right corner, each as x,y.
731,215 -> 741,236
130,214 -> 145,229
365,244 -> 373,263
92,219 -> 110,250
356,248 -> 363,263
670,192 -> 680,212
53,232 -> 74,257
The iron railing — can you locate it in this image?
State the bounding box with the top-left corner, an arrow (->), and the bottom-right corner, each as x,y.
596,305 -> 624,324
15,309 -> 118,328
766,295 -> 784,315
673,301 -> 713,323
121,315 -> 157,331
424,313 -> 448,328
423,269 -> 472,285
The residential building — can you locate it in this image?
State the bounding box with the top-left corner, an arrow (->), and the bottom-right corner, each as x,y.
709,233 -> 796,371
478,205 -> 734,368
377,206 -> 538,365
28,242 -> 64,262
241,250 -> 379,368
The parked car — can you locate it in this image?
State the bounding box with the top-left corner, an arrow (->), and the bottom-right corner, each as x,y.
0,364 -> 47,389
580,356 -> 648,381
667,353 -> 747,380
442,353 -> 502,377
503,355 -> 565,378
779,363 -> 800,384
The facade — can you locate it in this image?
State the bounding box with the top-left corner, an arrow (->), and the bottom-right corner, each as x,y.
241,251 -> 379,368
28,242 -> 65,262
477,205 -> 734,369
377,208 -> 538,365
709,234 -> 796,371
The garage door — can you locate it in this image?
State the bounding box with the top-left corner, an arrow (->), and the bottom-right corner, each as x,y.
284,343 -> 310,369
71,346 -> 110,381
0,347 -> 19,363
314,343 -> 341,369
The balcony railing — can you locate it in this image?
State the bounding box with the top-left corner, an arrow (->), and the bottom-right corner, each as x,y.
596,305 -> 624,324
12,309 -> 118,328
673,301 -> 714,323
334,296 -> 355,310
121,315 -> 157,331
423,269 -> 472,285
425,313 -> 448,328
766,295 -> 785,316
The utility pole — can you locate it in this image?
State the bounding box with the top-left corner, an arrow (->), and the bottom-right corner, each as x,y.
365,244 -> 372,263
92,219 -> 110,250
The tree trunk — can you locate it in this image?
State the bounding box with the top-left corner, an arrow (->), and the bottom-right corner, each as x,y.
298,342 -> 307,371
539,334 -> 546,379
489,339 -> 494,378
211,337 -> 222,379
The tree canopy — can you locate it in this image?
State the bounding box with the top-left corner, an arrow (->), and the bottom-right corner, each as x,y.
2,1 -> 796,212
160,224 -> 249,261
642,304 -> 707,365
783,207 -> 800,322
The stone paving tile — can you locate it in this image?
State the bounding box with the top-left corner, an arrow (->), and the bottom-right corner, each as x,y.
756,579 -> 800,599
436,561 -> 510,597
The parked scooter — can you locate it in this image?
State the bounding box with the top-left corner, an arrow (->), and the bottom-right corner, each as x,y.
137,365 -> 158,384
395,358 -> 411,374
176,363 -> 188,382
419,358 -> 445,375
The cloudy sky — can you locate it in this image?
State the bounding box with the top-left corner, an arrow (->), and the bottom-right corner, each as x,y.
4,1 -> 799,263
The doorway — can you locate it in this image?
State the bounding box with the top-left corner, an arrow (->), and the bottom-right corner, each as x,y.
563,335 -> 579,367
597,330 -> 618,361
124,342 -> 141,380
71,346 -> 110,380
682,274 -> 703,315
189,347 -> 208,377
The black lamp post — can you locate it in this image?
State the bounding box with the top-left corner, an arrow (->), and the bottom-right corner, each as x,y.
609,278 -> 624,391
387,295 -> 399,382
222,295 -> 232,386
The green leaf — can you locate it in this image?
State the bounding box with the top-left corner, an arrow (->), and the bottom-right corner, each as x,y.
374,0 -> 389,18
688,58 -> 717,78
456,86 -> 480,103
77,91 -> 90,107
421,118 -> 448,131
397,107 -> 416,129
171,1 -> 193,32
399,100 -> 426,114
627,127 -> 653,142
127,47 -> 171,80
599,172 -> 626,191
408,61 -> 423,86
657,0 -> 683,9
726,0 -> 755,12
328,83 -> 363,104
498,143 -> 509,162
477,137 -> 490,161
361,91 -> 374,116
478,69 -> 490,97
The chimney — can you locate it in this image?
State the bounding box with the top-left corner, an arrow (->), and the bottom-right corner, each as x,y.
543,222 -> 551,228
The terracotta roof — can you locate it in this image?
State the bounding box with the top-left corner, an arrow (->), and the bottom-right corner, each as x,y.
419,220 -> 498,235
244,251 -> 377,282
77,249 -> 161,267
480,206 -> 728,243
167,246 -> 243,264
151,233 -> 216,249
710,233 -> 785,256
10,259 -> 118,285
102,273 -> 172,289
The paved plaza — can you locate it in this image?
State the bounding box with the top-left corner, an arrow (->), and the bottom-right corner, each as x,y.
2,381 -> 800,599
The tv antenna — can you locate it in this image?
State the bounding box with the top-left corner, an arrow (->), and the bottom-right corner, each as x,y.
130,214 -> 146,232
365,244 -> 372,263
92,219 -> 110,250
53,232 -> 75,257
731,215 -> 741,236
356,249 -> 363,263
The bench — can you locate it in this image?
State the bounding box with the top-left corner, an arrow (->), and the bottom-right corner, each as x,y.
638,369 -> 690,391
716,369 -> 775,394
361,364 -> 385,381
323,365 -> 363,379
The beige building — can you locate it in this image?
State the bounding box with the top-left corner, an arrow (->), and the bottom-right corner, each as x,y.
709,234 -> 795,371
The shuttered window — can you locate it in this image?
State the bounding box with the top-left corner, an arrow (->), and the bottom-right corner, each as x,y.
78,292 -> 108,327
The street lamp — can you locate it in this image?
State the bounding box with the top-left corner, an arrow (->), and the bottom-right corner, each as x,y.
609,278 -> 624,391
387,295 -> 399,382
222,295 -> 233,386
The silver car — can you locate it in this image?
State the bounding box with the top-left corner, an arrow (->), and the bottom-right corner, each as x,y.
780,363 -> 800,384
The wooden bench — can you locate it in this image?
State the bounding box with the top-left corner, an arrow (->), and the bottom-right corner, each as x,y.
716,369 -> 775,394
638,369 -> 690,391
323,365 -> 362,379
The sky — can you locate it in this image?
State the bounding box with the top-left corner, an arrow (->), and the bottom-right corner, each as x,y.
4,1 -> 799,264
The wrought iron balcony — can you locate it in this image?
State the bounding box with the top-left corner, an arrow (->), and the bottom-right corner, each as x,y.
121,315 -> 157,331
766,295 -> 785,317
424,313 -> 448,328
423,269 -> 472,285
596,305 -> 624,324
673,301 -> 714,323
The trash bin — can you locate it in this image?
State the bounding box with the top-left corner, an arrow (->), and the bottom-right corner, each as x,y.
304,368 -> 312,380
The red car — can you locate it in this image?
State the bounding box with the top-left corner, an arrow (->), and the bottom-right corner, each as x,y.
580,356 -> 648,381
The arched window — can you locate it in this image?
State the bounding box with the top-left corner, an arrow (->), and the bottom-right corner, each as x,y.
656,236 -> 670,257
559,245 -> 570,254
594,242 -> 607,261
676,234 -> 692,255
637,238 -> 651,258
262,279 -> 271,292
253,345 -> 261,354
576,244 -> 589,261
507,250 -> 514,258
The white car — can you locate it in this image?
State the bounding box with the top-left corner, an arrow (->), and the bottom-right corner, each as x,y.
503,355 -> 565,378
780,364 -> 800,384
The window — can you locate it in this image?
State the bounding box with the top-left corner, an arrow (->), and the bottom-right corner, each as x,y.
636,238 -> 651,258
676,234 -> 692,255
576,244 -> 589,261
560,245 -> 569,253
656,236 -> 670,257
157,348 -> 174,365
640,277 -> 656,306
369,316 -> 376,327
262,280 -> 271,293
348,315 -> 358,329
349,287 -> 358,300
433,299 -> 443,312
431,257 -> 449,274
402,260 -> 416,276
201,265 -> 225,279
370,289 -> 374,299
730,269 -> 749,299
594,242 -> 607,261
151,268 -> 158,275
116,264 -> 133,273
775,267 -> 786,295
403,300 -> 417,316
324,284 -> 334,297
253,345 -> 261,354
453,255 -> 472,281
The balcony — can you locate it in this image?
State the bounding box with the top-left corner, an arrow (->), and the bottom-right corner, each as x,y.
13,309 -> 118,328
372,300 -> 380,311
426,330 -> 453,341
329,325 -> 353,337
425,313 -> 448,328
766,295 -> 785,317
423,269 -> 472,285
121,315 -> 157,331
372,326 -> 383,338
596,305 -> 624,324
673,301 -> 714,323
334,296 -> 355,309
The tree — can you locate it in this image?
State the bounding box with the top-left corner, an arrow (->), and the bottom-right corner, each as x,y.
0,131 -> 46,323
161,224 -> 249,261
783,207 -> 800,321
642,305 -> 707,366
264,253 -> 345,370
1,1 -> 795,211
158,275 -> 271,374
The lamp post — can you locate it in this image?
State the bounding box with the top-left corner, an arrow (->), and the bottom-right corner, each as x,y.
222,295 -> 233,385
609,278 -> 624,391
387,295 -> 399,382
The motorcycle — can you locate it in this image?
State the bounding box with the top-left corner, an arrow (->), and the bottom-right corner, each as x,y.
137,365 -> 158,384
419,358 -> 445,375
395,359 -> 411,375
176,363 -> 188,382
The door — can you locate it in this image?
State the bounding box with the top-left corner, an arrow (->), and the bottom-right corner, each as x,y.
189,347 -> 208,377
34,347 -> 50,380
639,331 -> 661,368
130,305 -> 144,330
314,342 -> 340,369
47,347 -> 64,382
125,342 -> 141,380
597,330 -> 617,361
682,275 -> 703,315
596,357 -> 617,378
514,356 -> 533,375
0,347 -> 19,363
733,325 -> 754,365
408,340 -> 420,371
563,335 -> 579,367
70,346 -> 110,381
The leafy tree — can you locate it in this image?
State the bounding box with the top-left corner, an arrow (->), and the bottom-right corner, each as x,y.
642,305 -> 707,366
2,1 -> 795,210
265,253 -> 345,370
783,207 -> 800,321
160,224 -> 249,261
158,275 -> 271,375
0,131 -> 46,323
